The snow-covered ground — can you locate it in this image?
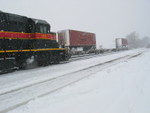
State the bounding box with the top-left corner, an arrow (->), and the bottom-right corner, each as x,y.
2,49 -> 150,113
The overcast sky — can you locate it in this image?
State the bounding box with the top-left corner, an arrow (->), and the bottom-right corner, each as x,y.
1,0 -> 150,48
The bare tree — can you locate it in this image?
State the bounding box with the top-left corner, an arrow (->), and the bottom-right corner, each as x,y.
126,31 -> 150,48
141,36 -> 150,47
126,31 -> 140,49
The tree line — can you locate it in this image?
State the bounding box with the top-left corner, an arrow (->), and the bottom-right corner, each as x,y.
126,31 -> 150,49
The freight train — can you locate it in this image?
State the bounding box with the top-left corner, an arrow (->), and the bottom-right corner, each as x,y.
0,11 -> 68,72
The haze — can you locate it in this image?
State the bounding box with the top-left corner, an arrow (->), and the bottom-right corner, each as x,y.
1,0 -> 150,48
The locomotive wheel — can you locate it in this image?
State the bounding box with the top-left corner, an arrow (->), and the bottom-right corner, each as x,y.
24,56 -> 38,69
54,58 -> 60,64
17,56 -> 38,69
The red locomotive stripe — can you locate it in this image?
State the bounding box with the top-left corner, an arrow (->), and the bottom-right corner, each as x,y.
0,31 -> 56,40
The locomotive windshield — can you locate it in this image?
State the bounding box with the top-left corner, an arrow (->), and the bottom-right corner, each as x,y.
36,24 -> 50,34
30,18 -> 50,34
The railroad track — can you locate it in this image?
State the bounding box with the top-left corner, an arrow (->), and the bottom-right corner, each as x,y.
0,51 -> 144,113
69,51 -> 115,61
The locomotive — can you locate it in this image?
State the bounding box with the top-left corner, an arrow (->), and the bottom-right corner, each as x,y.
0,11 -> 68,72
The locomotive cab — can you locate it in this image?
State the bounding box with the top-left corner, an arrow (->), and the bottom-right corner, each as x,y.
32,19 -> 50,34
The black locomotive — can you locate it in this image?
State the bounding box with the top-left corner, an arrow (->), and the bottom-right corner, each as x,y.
0,11 -> 68,72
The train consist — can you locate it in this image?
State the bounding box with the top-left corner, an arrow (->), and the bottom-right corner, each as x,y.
57,29 -> 96,55
0,11 -> 129,72
0,11 -> 68,72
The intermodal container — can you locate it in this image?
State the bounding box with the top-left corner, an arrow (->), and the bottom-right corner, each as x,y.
57,29 -> 96,47
115,38 -> 128,49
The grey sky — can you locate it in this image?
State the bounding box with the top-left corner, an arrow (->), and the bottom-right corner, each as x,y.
1,0 -> 150,48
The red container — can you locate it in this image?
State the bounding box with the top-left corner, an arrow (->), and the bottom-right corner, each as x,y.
122,38 -> 128,46
57,29 -> 96,47
69,30 -> 96,46
115,38 -> 128,50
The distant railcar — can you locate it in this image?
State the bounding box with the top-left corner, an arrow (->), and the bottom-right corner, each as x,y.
115,38 -> 128,50
0,11 -> 68,71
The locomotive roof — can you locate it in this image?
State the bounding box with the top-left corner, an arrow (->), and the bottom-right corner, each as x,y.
1,11 -> 50,25
31,18 -> 49,25
1,11 -> 28,23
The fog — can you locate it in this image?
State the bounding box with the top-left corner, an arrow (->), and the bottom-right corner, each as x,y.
1,0 -> 150,48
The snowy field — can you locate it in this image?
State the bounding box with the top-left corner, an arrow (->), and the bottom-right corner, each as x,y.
1,49 -> 150,113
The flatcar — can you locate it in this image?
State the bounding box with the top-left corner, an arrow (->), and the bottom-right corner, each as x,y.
0,11 -> 68,72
